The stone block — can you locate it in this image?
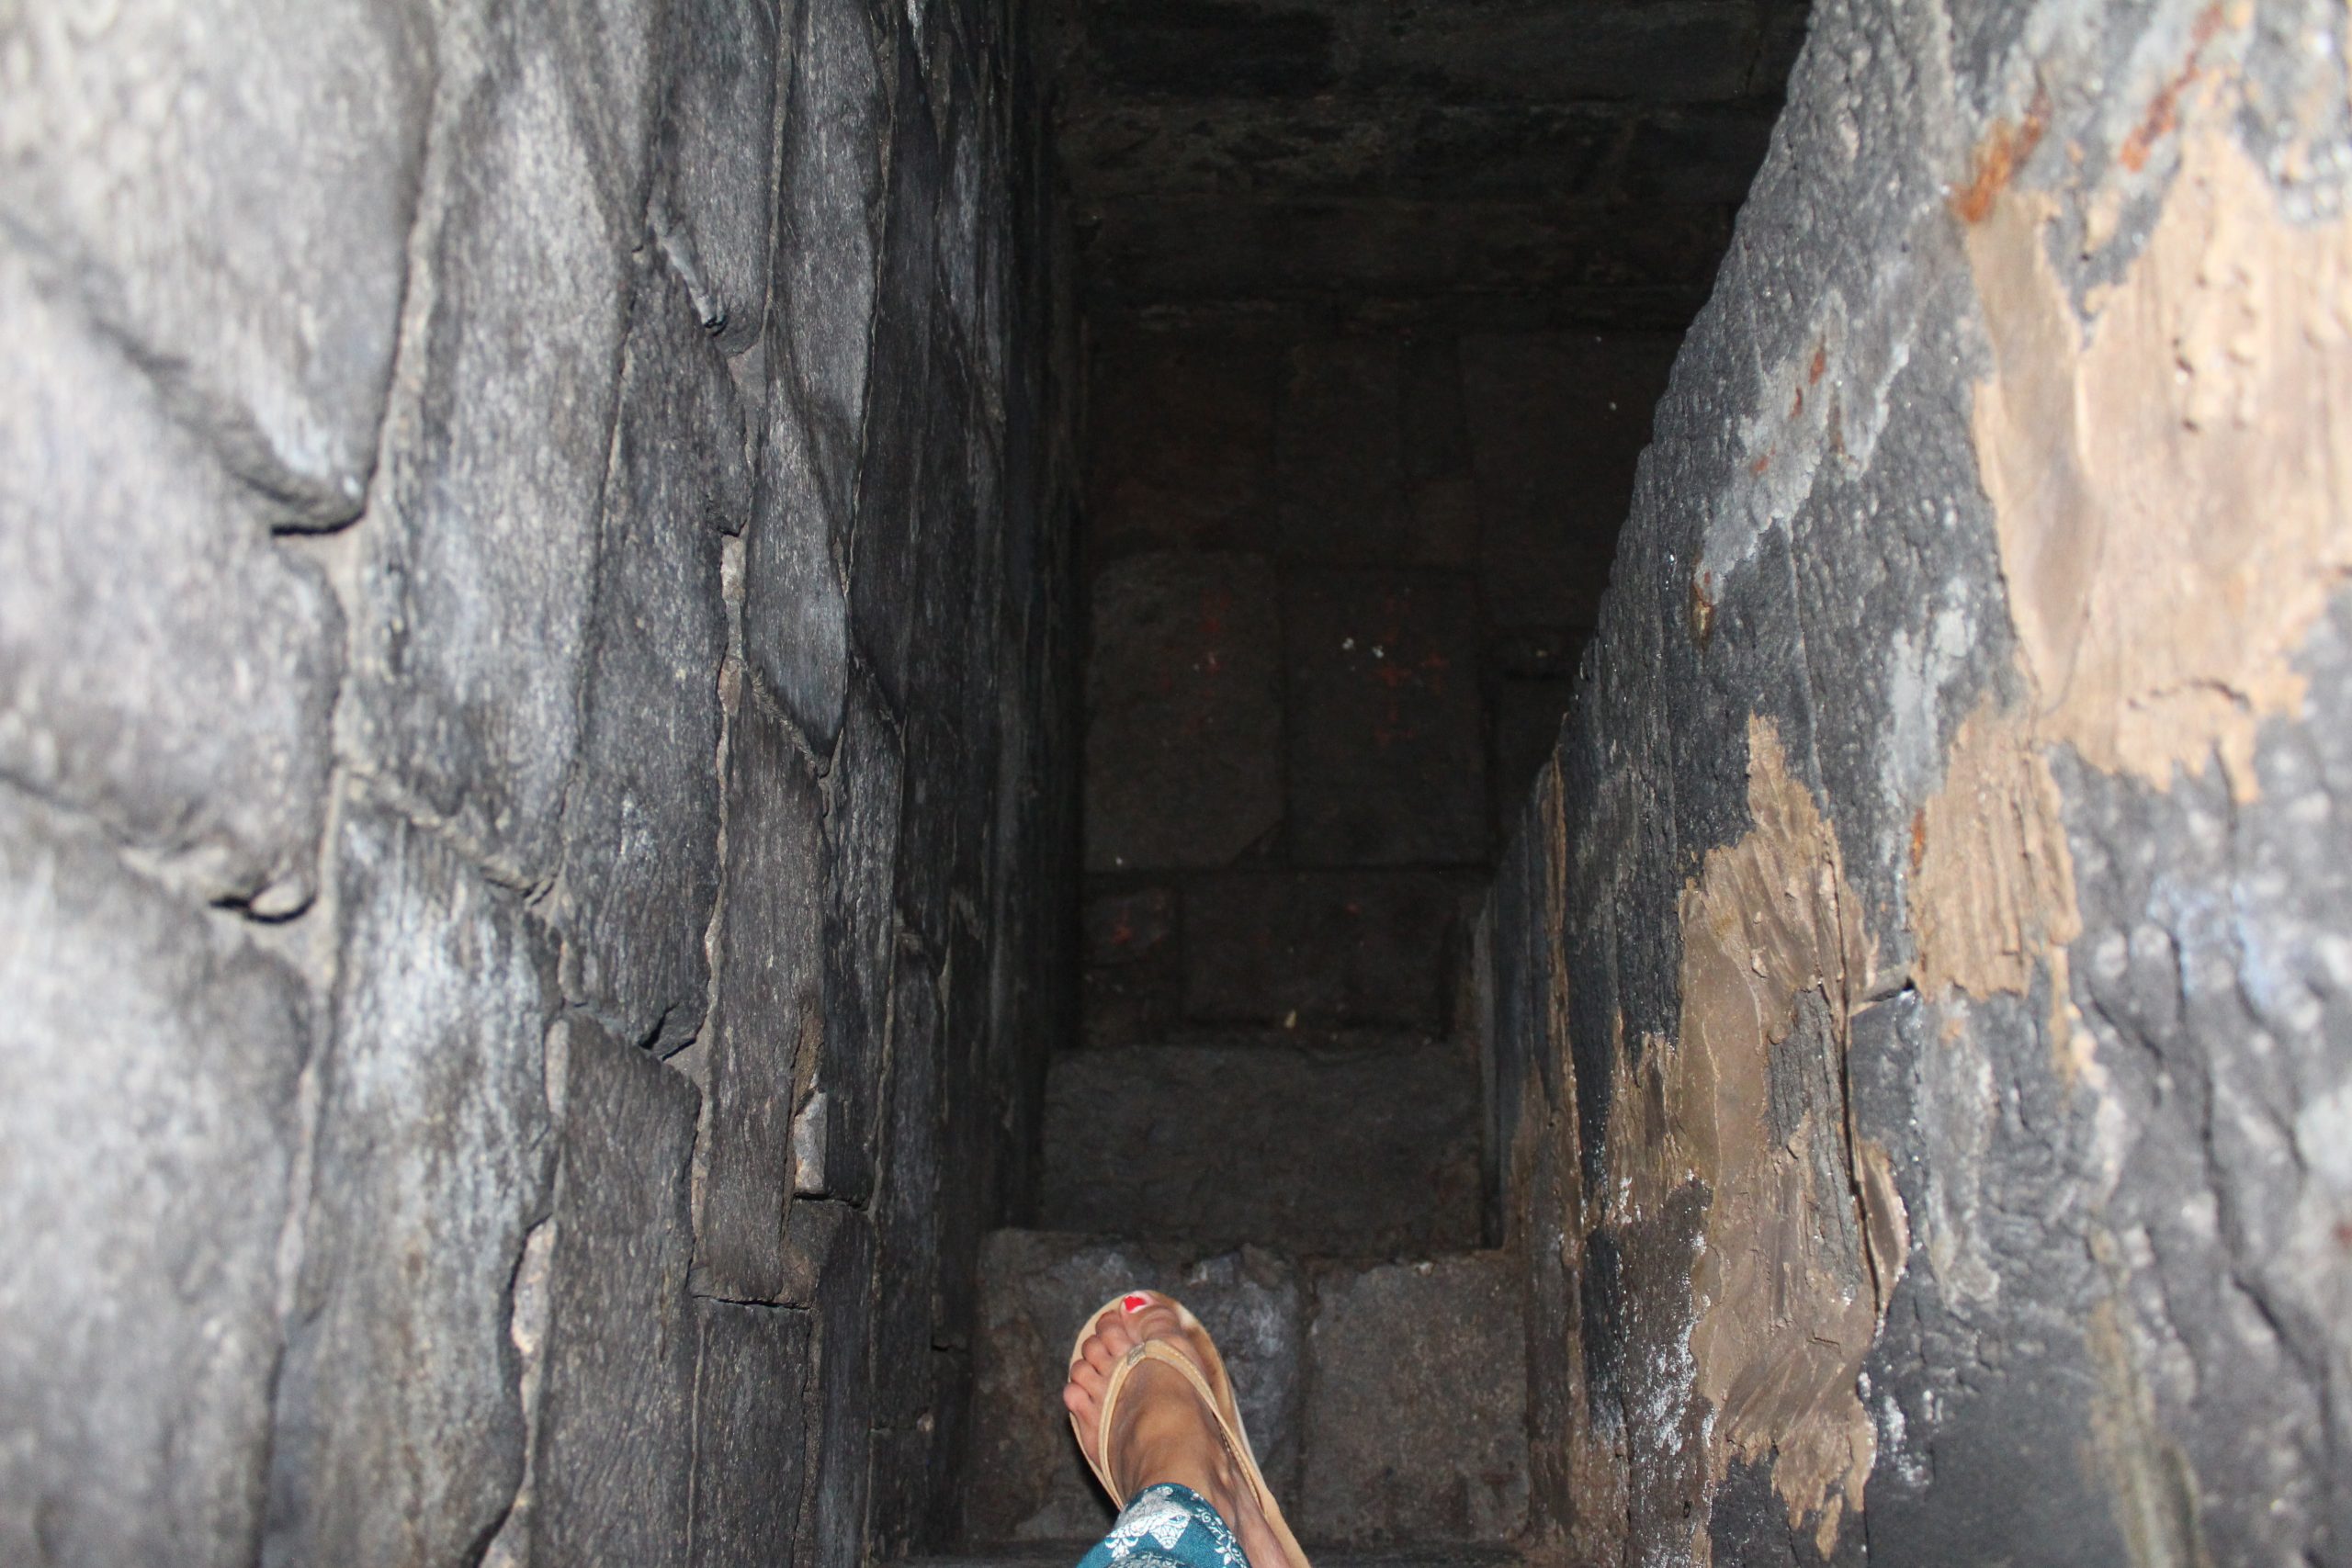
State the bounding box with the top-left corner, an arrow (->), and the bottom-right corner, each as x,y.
558,265 -> 741,1054
1363,0 -> 1757,103
875,951 -> 946,1430
690,1300 -> 813,1568
347,0 -> 665,881
0,0 -> 430,520
654,0 -> 786,353
746,386 -> 854,751
1286,568 -> 1487,865
1089,0 -> 1335,96
1084,886 -> 1179,965
1462,331 -> 1678,630
795,1202 -> 879,1568
265,799 -> 559,1568
0,790 -> 309,1568
694,688 -> 826,1303
1184,870 -> 1464,1030
810,677 -> 905,1205
1298,1254 -> 1528,1544
847,59 -> 945,709
1038,1043 -> 1482,1255
965,1231 -> 1307,1543
1087,328 -> 1279,559
531,1017 -> 700,1565
0,252 -> 342,909
1274,338 -> 1414,564
1083,193 -> 1735,306
1082,958 -> 1186,1047
774,0 -> 890,488
1085,551 -> 1283,873
1082,883 -> 1183,1046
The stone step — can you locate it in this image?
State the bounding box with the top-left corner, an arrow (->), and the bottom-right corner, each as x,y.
959,1231 -> 1526,1552
1036,1042 -> 1482,1256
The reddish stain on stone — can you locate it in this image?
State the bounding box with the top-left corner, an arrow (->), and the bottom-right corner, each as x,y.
2119,6 -> 2224,172
1951,88 -> 2050,223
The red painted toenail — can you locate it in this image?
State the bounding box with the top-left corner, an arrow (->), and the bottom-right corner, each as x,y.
1121,1293 -> 1149,1314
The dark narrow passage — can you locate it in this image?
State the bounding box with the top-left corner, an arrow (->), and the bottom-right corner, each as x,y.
4,2 -> 2347,1566
939,4 -> 1795,1560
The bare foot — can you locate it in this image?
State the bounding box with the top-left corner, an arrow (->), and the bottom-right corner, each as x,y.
1062,1294 -> 1291,1568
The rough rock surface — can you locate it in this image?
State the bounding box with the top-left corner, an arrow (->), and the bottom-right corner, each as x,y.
0,252 -> 342,910
695,683 -> 826,1303
1039,1043 -> 1482,1256
266,801 -> 559,1568
345,0 -> 665,882
691,1301 -> 815,1567
1479,5 -> 2352,1562
0,0 -> 432,520
529,1017 -> 702,1565
0,790 -> 311,1567
556,264 -> 741,1054
1298,1255 -> 1528,1545
0,0 -> 1077,1560
1084,550 -> 1283,873
964,1233 -> 1310,1543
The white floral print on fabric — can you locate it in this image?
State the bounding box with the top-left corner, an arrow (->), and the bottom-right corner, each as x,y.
1101,1492 -> 1196,1559
1079,1485 -> 1250,1568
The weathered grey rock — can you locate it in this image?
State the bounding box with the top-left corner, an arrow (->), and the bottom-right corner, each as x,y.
655,0 -> 786,353
795,1201 -> 879,1568
266,798 -> 558,1568
346,0 -> 666,881
774,0 -> 890,486
557,265 -> 741,1054
531,1016 -> 701,1566
0,0 -> 431,520
690,1300 -> 813,1568
0,789 -> 310,1568
870,951 -> 953,1561
1085,552 -> 1283,873
1184,871 -> 1467,1031
694,686 -> 826,1303
1286,568 -> 1486,866
0,252 -> 342,909
1039,1043 -> 1482,1255
808,677 -> 905,1206
876,951 -> 947,1420
848,64 -> 945,710
965,1231 -> 1307,1543
746,386 -> 855,750
1299,1254 -> 1528,1544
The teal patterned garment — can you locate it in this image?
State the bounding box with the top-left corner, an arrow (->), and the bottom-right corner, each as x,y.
1077,1485 -> 1251,1568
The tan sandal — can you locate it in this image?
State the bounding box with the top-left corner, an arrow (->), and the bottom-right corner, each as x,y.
1066,1291 -> 1315,1568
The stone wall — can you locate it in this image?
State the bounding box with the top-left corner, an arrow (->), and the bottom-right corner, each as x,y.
1080,312 -> 1675,1051
0,0 -> 1076,1563
1484,1 -> 2352,1562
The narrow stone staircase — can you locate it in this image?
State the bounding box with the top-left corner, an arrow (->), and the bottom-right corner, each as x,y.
923,1032 -> 1529,1568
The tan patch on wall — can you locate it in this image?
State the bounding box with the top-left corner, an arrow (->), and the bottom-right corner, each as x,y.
1967,78 -> 2352,801
1909,695 -> 2083,1000
1626,718 -> 1907,1554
